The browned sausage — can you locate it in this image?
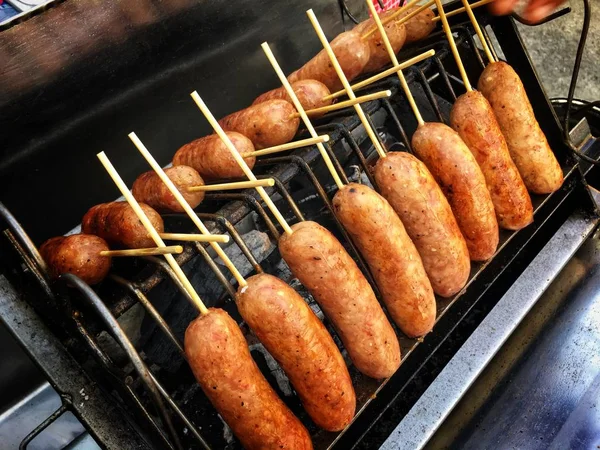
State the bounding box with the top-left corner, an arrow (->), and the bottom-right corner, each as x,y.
288,30 -> 370,92
386,7 -> 436,43
252,79 -> 333,114
82,201 -> 164,249
173,132 -> 256,181
279,221 -> 401,379
412,122 -> 499,261
374,152 -> 470,297
218,99 -> 299,149
185,308 -> 312,450
450,90 -> 534,230
236,273 -> 356,431
40,234 -> 111,285
132,165 -> 204,213
333,183 -> 436,337
354,13 -> 407,73
478,61 -> 563,194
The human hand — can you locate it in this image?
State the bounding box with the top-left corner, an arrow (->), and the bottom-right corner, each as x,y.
488,0 -> 566,22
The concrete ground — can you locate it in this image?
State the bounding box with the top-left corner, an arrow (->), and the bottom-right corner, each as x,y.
516,0 -> 600,102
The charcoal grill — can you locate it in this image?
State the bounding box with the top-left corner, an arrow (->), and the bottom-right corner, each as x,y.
1,0 -> 599,448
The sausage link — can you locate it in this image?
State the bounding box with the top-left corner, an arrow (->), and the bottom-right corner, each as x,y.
374,153 -> 470,297
218,99 -> 299,149
82,201 -> 164,249
279,221 -> 401,379
173,132 -> 255,181
386,7 -> 436,42
132,165 -> 205,213
451,90 -> 534,230
412,122 -> 499,261
478,61 -> 563,194
236,273 -> 356,431
287,30 -> 370,92
354,17 -> 407,73
40,234 -> 111,285
252,79 -> 332,115
185,308 -> 312,450
333,183 -> 436,337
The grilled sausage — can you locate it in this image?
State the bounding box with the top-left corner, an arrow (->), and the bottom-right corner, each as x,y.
388,7 -> 436,43
279,221 -> 401,379
252,79 -> 333,115
82,201 -> 164,249
478,61 -> 563,194
288,30 -> 370,92
132,165 -> 204,213
185,308 -> 312,450
374,152 -> 470,297
333,183 -> 436,337
412,122 -> 499,261
450,90 -> 534,230
218,99 -> 299,149
173,132 -> 256,181
354,13 -> 407,73
40,234 -> 111,285
236,273 -> 356,431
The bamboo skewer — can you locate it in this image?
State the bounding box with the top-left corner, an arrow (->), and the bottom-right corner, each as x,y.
99,245 -> 183,257
128,132 -> 248,287
432,0 -> 494,22
307,9 -> 387,159
433,0 -> 472,92
240,136 -> 329,158
159,233 -> 230,243
323,50 -> 435,101
261,42 -> 346,190
190,92 -> 294,236
292,90 -> 391,118
361,0 -> 421,39
460,0 -> 496,63
97,152 -> 209,315
188,179 -> 275,192
366,0 -> 424,126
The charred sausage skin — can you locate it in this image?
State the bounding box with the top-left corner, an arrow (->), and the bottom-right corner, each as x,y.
279,221 -> 401,379
185,308 -> 312,450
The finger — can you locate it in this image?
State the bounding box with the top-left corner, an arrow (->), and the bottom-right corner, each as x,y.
522,0 -> 563,22
488,0 -> 520,16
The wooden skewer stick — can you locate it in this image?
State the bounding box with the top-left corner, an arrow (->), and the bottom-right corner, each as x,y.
323,50 -> 435,101
433,0 -> 472,92
432,0 -> 495,22
365,0 -> 424,126
188,179 -> 275,192
291,90 -> 391,118
97,152 -> 209,315
307,9 -> 387,159
99,245 -> 183,257
240,136 -> 329,158
261,42 -> 346,190
159,233 -> 230,243
128,132 -> 248,287
361,0 -> 421,40
190,92 -> 294,236
460,0 -> 496,63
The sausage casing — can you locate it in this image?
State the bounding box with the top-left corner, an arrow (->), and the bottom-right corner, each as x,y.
279,221 -> 401,379
218,99 -> 299,149
173,132 -> 255,181
82,201 -> 164,249
412,122 -> 499,261
132,165 -> 205,213
252,79 -> 333,114
374,153 -> 470,297
184,308 -> 312,450
236,273 -> 356,431
333,183 -> 436,337
354,17 -> 407,73
478,61 -> 563,194
40,234 -> 111,285
387,7 -> 436,42
288,31 -> 370,92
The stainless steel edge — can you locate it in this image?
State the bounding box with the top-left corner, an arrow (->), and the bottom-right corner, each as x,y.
380,211 -> 599,450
